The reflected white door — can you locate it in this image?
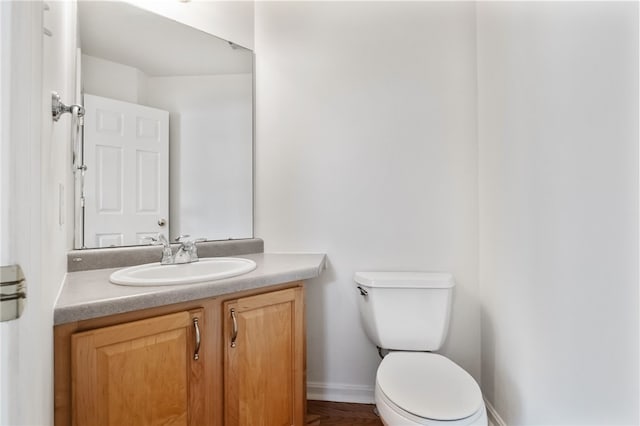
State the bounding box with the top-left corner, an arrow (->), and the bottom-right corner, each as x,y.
83,94 -> 169,247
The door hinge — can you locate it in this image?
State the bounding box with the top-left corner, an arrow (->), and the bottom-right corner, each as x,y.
1,265 -> 26,322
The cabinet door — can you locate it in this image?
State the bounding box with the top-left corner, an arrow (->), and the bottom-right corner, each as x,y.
71,309 -> 204,426
224,287 -> 304,426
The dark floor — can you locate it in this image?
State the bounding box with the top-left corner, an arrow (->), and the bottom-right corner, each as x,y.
307,400 -> 383,426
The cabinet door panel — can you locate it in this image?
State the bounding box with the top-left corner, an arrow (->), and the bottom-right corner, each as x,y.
72,309 -> 204,426
224,287 -> 304,426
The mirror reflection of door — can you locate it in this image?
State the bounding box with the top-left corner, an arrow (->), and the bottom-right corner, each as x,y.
76,1 -> 254,249
83,94 -> 169,248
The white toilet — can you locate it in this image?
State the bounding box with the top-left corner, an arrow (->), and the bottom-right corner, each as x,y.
354,271 -> 487,426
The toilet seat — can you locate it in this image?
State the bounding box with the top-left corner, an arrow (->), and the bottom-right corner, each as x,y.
376,352 -> 483,422
375,384 -> 487,426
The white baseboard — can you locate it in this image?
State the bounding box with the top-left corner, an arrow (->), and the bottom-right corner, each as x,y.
307,381 -> 375,404
485,398 -> 507,426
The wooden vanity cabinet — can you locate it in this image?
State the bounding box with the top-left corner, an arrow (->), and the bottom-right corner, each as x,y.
72,309 -> 204,426
223,287 -> 305,426
54,281 -> 305,426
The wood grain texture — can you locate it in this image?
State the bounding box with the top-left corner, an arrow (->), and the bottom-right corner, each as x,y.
306,401 -> 382,426
224,287 -> 304,426
54,322 -> 78,426
54,281 -> 305,426
54,298 -> 223,426
71,310 -> 203,426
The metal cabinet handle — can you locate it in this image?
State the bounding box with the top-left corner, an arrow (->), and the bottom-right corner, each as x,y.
193,318 -> 201,360
230,308 -> 238,348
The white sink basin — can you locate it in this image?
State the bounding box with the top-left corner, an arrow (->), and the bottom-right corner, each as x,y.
109,257 -> 257,286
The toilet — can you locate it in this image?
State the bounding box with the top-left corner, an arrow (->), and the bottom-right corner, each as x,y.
354,272 -> 487,426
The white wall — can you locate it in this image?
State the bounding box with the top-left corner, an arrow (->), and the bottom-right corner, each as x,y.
81,54 -> 148,104
126,0 -> 254,50
477,2 -> 639,424
146,74 -> 253,241
255,1 -> 479,401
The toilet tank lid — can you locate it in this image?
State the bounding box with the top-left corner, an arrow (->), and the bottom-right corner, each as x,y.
354,272 -> 454,289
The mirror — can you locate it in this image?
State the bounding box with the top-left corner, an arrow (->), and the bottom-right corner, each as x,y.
76,1 -> 253,249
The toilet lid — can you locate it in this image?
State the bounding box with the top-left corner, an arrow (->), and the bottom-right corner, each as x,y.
377,352 -> 482,421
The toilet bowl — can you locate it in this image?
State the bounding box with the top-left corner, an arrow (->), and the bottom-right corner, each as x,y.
354,272 -> 487,426
374,352 -> 487,425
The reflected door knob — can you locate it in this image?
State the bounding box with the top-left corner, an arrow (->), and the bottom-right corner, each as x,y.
158,218 -> 167,227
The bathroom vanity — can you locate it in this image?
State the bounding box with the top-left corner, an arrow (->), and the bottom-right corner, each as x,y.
57,3 -> 314,424
53,244 -> 326,426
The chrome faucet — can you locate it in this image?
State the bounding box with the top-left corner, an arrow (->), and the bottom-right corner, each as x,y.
145,234 -> 174,265
146,234 -> 204,265
174,235 -> 205,264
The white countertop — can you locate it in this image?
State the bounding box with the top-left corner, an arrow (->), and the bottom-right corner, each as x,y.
54,253 -> 326,325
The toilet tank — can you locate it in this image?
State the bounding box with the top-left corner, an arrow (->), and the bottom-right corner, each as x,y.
354,272 -> 454,351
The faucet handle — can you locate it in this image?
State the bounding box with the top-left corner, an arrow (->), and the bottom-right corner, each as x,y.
143,235 -> 158,245
145,234 -> 173,264
174,236 -> 205,263
144,234 -> 170,246
175,235 -> 206,246
157,234 -> 170,245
